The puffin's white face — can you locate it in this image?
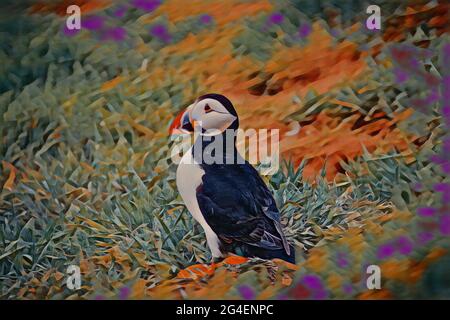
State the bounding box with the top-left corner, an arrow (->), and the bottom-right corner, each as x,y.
190,98 -> 237,134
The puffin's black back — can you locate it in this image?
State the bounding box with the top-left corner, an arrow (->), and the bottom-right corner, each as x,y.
196,160 -> 295,264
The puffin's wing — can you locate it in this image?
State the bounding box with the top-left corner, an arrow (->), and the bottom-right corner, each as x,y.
196,162 -> 290,254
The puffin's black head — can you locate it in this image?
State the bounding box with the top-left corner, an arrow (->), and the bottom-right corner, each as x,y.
197,93 -> 238,118
194,93 -> 239,131
169,93 -> 239,135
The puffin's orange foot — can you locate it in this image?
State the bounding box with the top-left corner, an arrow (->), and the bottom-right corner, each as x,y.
222,255 -> 249,265
176,263 -> 217,280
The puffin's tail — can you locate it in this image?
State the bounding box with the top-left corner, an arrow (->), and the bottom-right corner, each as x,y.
238,244 -> 296,264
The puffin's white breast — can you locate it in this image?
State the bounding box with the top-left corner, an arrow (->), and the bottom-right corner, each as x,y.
176,149 -> 223,258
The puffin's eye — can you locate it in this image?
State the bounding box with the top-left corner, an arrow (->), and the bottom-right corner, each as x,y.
204,104 -> 212,113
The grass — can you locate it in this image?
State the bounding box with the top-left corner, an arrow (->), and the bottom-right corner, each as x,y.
0,0 -> 449,299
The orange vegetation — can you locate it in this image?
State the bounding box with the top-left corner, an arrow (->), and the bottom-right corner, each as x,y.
152,0 -> 273,26
30,0 -> 111,16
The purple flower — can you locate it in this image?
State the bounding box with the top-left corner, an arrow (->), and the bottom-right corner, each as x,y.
426,89 -> 440,103
62,25 -> 80,37
409,57 -> 420,68
106,26 -> 126,41
343,283 -> 353,294
302,275 -> 323,290
418,207 -> 436,217
444,192 -> 450,204
299,24 -> 312,38
199,14 -> 213,24
330,28 -> 341,37
312,290 -> 327,300
269,12 -> 284,24
132,0 -> 161,12
443,76 -> 450,102
409,88 -> 439,111
377,243 -> 395,259
440,215 -> 450,235
238,285 -> 255,300
434,183 -> 450,203
394,68 -> 408,84
82,15 -> 104,30
442,162 -> 450,173
395,236 -> 413,255
434,183 -> 450,193
430,154 -> 444,164
418,232 -> 433,244
301,275 -> 327,300
444,43 -> 450,60
119,286 -> 130,300
151,24 -> 171,42
443,139 -> 450,153
336,252 -> 348,268
114,6 -> 128,18
443,105 -> 450,119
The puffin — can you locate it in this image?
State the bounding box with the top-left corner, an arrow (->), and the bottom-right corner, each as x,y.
169,93 -> 295,264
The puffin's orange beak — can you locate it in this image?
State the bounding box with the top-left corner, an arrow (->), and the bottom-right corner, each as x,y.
169,109 -> 186,135
169,106 -> 194,136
